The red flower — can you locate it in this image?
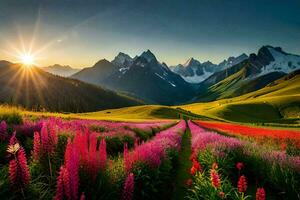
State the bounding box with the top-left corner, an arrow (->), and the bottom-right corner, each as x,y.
256,187 -> 266,200
210,170 -> 221,188
237,175 -> 247,193
190,166 -> 197,176
219,191 -> 225,198
236,162 -> 244,171
212,162 -> 218,170
186,179 -> 193,187
192,160 -> 202,172
281,143 -> 287,151
122,173 -> 135,200
189,152 -> 196,161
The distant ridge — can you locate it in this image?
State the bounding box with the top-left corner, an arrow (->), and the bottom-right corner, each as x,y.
0,61 -> 142,112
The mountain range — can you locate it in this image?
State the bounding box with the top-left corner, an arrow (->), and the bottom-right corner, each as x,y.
195,46 -> 300,101
1,45 -> 299,112
43,64 -> 80,77
0,61 -> 141,112
71,45 -> 300,105
169,53 -> 248,83
72,50 -> 195,105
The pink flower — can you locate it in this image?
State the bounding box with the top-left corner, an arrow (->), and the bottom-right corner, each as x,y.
8,144 -> 30,187
80,192 -> 86,200
55,166 -> 70,200
64,139 -> 80,200
99,139 -> 107,170
238,175 -> 247,193
32,132 -> 41,160
236,162 -> 244,171
256,187 -> 266,200
0,120 -> 7,141
122,173 -> 135,200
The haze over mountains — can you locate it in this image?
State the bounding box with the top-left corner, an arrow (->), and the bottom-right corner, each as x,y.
2,45 -> 298,112
43,64 -> 80,77
0,61 -> 141,112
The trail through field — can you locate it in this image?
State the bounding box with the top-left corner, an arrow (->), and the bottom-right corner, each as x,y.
172,123 -> 192,200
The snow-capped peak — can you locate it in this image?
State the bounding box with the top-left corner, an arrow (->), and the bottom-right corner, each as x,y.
140,50 -> 157,62
183,57 -> 201,67
260,46 -> 300,75
111,52 -> 133,66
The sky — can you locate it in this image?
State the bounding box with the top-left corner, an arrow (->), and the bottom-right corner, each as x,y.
0,0 -> 300,68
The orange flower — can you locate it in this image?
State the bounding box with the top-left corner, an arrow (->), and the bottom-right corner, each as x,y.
212,162 -> 218,170
190,166 -> 197,176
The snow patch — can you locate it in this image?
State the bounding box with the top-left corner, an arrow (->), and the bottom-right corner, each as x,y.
155,73 -> 176,87
181,68 -> 213,83
259,47 -> 300,76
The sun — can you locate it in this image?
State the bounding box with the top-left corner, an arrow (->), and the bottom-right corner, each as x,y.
20,54 -> 35,66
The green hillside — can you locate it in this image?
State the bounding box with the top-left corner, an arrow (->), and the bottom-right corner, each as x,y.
0,61 -> 142,113
197,66 -> 285,102
180,70 -> 300,125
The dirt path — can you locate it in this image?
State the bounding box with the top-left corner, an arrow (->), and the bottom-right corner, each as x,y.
172,125 -> 192,200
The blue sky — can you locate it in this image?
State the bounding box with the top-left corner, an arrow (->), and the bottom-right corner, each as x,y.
0,0 -> 299,67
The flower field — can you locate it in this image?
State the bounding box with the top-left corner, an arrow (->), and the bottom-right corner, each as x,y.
195,121 -> 300,151
0,117 -> 299,200
186,121 -> 300,200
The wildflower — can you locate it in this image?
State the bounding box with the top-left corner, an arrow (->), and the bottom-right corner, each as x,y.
238,175 -> 247,193
80,192 -> 86,200
55,166 -> 70,200
219,191 -> 225,198
189,152 -> 196,161
212,162 -> 218,170
9,132 -> 18,145
256,188 -> 266,200
99,139 -> 107,170
122,173 -> 134,200
186,179 -> 193,187
64,139 -> 80,200
236,162 -> 244,171
0,120 -> 7,141
210,170 -> 221,188
192,159 -> 202,172
32,132 -> 41,160
123,143 -> 131,172
281,142 -> 286,151
8,143 -> 30,187
190,166 -> 197,176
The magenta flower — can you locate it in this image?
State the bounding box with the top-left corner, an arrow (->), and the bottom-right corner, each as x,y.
0,120 -> 7,141
122,173 -> 135,200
